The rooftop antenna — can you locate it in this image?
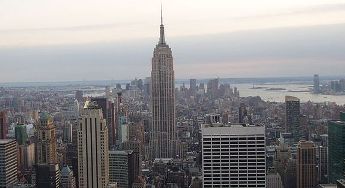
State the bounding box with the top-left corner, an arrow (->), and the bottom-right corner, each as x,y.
160,1 -> 163,25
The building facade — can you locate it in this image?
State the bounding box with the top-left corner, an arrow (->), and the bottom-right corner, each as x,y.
150,11 -> 177,159
201,124 -> 266,187
109,150 -> 136,188
0,111 -> 8,139
35,163 -> 61,188
35,113 -> 57,164
328,117 -> 345,183
285,96 -> 301,141
296,140 -> 317,188
77,101 -> 109,188
0,139 -> 18,187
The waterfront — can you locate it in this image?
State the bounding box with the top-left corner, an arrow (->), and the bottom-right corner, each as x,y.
235,83 -> 345,105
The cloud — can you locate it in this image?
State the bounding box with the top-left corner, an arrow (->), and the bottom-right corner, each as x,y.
0,23 -> 344,82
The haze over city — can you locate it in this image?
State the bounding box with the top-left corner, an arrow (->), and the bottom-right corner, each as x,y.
1,0 -> 345,82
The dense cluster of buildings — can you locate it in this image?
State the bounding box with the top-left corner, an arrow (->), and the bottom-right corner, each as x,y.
0,11 -> 345,188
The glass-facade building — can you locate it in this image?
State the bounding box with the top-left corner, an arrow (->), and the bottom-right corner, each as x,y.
328,112 -> 345,183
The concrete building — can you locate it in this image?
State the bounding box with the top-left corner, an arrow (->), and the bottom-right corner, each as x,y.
0,111 -> 8,139
297,140 -> 317,188
266,173 -> 283,188
150,10 -> 177,159
201,124 -> 266,187
18,143 -> 35,171
285,96 -> 301,141
109,150 -> 137,188
91,97 -> 116,148
77,101 -> 109,188
35,113 -> 57,164
0,139 -> 18,187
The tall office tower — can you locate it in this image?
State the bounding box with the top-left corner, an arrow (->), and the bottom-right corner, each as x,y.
313,74 -> 320,93
285,96 -> 301,141
35,113 -> 57,164
35,163 -> 61,188
15,124 -> 28,145
61,166 -> 76,188
0,111 -> 8,139
150,8 -> 177,159
296,140 -> 317,188
206,78 -> 219,98
238,103 -> 248,124
318,145 -> 328,184
201,124 -> 266,187
75,90 -> 84,103
0,139 -> 18,187
18,142 -> 35,171
190,79 -> 197,95
63,121 -> 73,143
77,101 -> 109,188
91,97 -> 116,148
109,150 -> 136,188
115,92 -> 128,145
143,77 -> 151,98
328,114 -> 345,183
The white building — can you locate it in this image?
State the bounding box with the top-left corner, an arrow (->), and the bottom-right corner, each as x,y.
77,101 -> 109,188
201,124 -> 266,187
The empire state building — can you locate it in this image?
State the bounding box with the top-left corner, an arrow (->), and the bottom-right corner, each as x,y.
150,9 -> 177,159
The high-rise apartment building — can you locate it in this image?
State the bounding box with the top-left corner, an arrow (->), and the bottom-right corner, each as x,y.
77,101 -> 109,188
150,9 -> 177,159
0,111 -> 8,139
35,113 -> 57,164
285,96 -> 301,141
328,113 -> 345,183
201,124 -> 266,187
296,140 -> 317,188
0,139 -> 18,187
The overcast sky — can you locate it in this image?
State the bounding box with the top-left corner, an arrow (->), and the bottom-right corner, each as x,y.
1,0 -> 345,82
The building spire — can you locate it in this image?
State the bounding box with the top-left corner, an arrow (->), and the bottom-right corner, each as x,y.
159,2 -> 166,45
161,2 -> 163,25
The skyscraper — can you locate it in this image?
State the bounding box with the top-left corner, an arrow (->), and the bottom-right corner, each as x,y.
35,113 -> 57,164
285,96 -> 301,141
201,124 -> 266,187
77,101 -> 109,188
0,111 -> 8,139
313,74 -> 320,93
296,140 -> 317,188
190,79 -> 197,96
328,113 -> 345,183
91,97 -> 116,148
150,7 -> 177,159
0,139 -> 18,187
